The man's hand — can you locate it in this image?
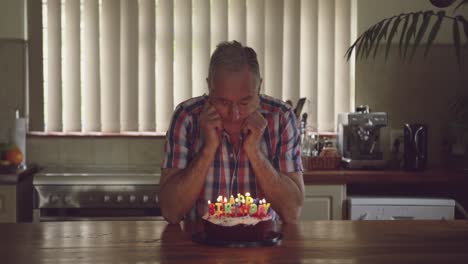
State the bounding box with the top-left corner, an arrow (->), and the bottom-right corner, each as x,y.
199,102 -> 223,153
242,111 -> 267,155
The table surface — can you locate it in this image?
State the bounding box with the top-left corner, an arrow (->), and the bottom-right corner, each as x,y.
1,220 -> 468,263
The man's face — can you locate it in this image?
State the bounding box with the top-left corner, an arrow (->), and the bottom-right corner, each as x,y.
208,66 -> 260,126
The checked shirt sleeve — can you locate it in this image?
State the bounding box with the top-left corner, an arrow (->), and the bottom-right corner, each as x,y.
277,109 -> 303,173
162,105 -> 192,169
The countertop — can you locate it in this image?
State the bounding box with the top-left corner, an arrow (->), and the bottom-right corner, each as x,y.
303,169 -> 468,185
0,165 -> 38,184
1,220 -> 468,263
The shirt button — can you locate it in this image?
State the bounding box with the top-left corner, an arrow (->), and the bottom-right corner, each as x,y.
230,154 -> 234,158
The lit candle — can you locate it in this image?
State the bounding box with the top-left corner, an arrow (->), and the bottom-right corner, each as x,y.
229,195 -> 235,205
237,193 -> 245,204
215,202 -> 223,215
215,196 -> 223,215
263,199 -> 271,214
258,200 -> 264,216
249,203 -> 258,215
208,200 -> 215,215
239,204 -> 245,216
224,202 -> 232,215
245,192 -> 253,206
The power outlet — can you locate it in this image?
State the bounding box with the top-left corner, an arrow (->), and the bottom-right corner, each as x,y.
390,129 -> 404,154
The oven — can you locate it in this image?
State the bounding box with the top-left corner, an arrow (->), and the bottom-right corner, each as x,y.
33,167 -> 164,222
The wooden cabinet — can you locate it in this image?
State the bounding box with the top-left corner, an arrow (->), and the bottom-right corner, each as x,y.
0,167 -> 36,223
0,185 -> 17,223
300,184 -> 346,220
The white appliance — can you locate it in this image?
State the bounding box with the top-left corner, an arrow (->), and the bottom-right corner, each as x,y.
348,197 -> 455,220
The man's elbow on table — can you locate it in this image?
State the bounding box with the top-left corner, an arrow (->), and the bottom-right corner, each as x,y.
159,195 -> 184,224
280,206 -> 302,224
160,205 -> 184,224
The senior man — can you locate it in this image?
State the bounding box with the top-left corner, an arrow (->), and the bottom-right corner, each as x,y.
158,40 -> 304,224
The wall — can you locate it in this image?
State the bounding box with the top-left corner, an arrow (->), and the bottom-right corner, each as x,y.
356,0 -> 468,166
0,0 -> 26,143
2,0 -> 467,169
356,45 -> 468,166
0,0 -> 26,39
0,40 -> 26,143
357,0 -> 468,44
27,137 -> 165,171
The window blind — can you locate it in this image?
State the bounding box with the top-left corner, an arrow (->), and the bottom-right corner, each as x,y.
41,0 -> 355,133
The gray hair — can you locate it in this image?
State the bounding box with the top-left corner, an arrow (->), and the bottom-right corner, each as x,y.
207,40 -> 261,89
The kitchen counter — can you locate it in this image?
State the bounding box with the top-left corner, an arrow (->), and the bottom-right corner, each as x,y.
303,169 -> 468,185
0,165 -> 38,184
1,220 -> 468,263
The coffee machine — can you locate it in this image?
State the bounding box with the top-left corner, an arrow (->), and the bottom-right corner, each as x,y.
337,105 -> 388,169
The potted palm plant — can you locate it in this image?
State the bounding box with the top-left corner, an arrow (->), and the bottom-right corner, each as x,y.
345,0 -> 468,170
345,0 -> 467,67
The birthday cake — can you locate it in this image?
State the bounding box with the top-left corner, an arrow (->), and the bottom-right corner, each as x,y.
202,193 -> 274,242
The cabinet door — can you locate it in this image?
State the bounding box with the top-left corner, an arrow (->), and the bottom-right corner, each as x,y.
0,186 -> 17,223
301,185 -> 346,220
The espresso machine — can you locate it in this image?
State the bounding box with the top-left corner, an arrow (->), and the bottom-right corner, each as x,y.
337,105 -> 388,169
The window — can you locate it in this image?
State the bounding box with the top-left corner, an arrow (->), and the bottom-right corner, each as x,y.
31,0 -> 356,134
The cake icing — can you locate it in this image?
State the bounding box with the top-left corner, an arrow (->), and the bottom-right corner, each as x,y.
201,192 -> 274,242
202,214 -> 272,226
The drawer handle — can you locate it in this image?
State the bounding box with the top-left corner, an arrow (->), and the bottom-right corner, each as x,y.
391,216 -> 414,220
0,195 -> 4,212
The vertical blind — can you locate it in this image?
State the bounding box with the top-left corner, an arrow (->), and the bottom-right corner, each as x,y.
42,0 -> 355,133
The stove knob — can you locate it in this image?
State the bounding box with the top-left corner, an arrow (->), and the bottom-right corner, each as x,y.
104,195 -> 111,203
129,195 -> 136,203
142,195 -> 149,203
155,195 -> 159,204
116,195 -> 124,203
64,195 -> 72,204
49,195 -> 60,204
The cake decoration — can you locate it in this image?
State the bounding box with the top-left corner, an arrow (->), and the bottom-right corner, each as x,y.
206,192 -> 271,218
201,192 -> 275,242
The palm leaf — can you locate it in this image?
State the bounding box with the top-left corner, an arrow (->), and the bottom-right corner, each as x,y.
399,14 -> 411,57
373,18 -> 393,59
385,16 -> 402,60
424,11 -> 445,57
453,17 -> 461,68
460,16 -> 468,47
360,30 -> 371,60
355,33 -> 365,60
410,11 -> 433,60
403,12 -> 421,59
366,21 -> 385,58
345,35 -> 361,61
454,0 -> 468,12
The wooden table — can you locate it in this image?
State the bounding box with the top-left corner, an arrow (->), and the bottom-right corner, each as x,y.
1,220 -> 468,263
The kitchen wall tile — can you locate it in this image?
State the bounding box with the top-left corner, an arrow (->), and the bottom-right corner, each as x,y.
58,138 -> 95,165
27,138 -> 61,166
128,138 -> 165,167
93,138 -> 129,166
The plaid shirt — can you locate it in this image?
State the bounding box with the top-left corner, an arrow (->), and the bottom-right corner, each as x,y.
162,94 -> 303,220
